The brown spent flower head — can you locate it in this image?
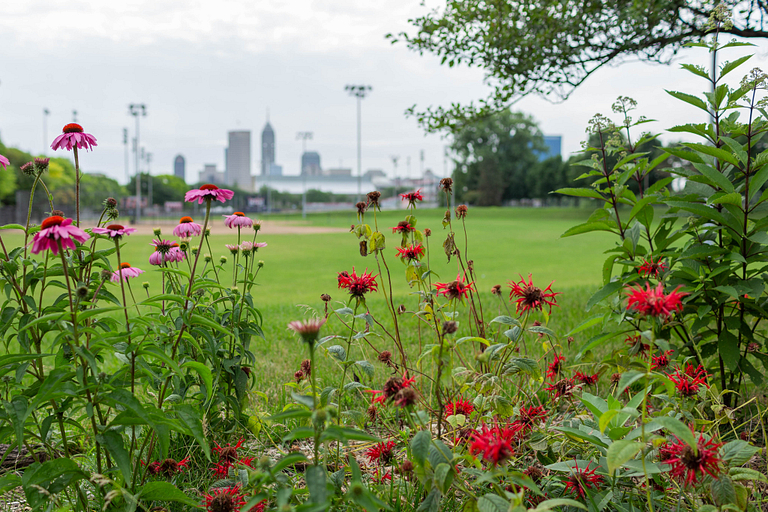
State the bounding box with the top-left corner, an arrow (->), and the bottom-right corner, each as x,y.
440,177 -> 453,193
378,350 -> 392,364
455,204 -> 468,219
359,240 -> 368,257
367,404 -> 378,422
356,201 -> 367,215
524,465 -> 544,483
300,359 -> 312,378
397,304 -> 406,315
394,386 -> 418,407
424,228 -> 431,237
442,320 -> 458,335
321,293 -> 331,302
294,370 -> 304,383
20,162 -> 35,175
366,190 -> 381,207
400,460 -> 414,473
491,284 -> 502,295
100,269 -> 112,282
105,197 -> 118,208
51,210 -> 65,217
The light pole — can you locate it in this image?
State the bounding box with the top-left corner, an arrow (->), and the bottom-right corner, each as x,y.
146,151 -> 153,213
296,131 -> 313,219
72,110 -> 77,123
345,85 -> 371,203
123,128 -> 129,184
129,104 -> 147,223
390,155 -> 399,204
43,109 -> 50,155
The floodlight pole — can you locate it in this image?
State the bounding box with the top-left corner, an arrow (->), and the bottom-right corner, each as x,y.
43,109 -> 50,155
129,104 -> 146,223
345,85 -> 371,203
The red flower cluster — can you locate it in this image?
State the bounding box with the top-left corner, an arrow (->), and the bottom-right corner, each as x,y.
469,423 -> 517,465
638,256 -> 668,279
652,350 -> 673,370
391,221 -> 414,234
211,439 -> 253,478
337,268 -> 379,298
574,372 -> 599,386
396,243 -> 425,262
546,353 -> 566,380
563,461 -> 603,499
513,405 -> 547,435
445,399 -> 474,417
367,374 -> 417,405
660,431 -> 722,486
204,486 -> 247,512
669,363 -> 709,397
146,457 -> 189,477
400,189 -> 424,206
626,283 -> 687,318
508,274 -> 559,314
626,334 -> 650,357
545,378 -> 576,399
435,274 -> 475,301
365,440 -> 396,465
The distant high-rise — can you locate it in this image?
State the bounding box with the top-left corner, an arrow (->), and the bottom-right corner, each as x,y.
261,120 -> 275,176
301,151 -> 322,176
174,155 -> 185,181
227,131 -> 251,190
541,135 -> 563,160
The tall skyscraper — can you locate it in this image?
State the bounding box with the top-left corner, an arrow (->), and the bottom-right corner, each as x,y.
174,155 -> 185,181
301,151 -> 322,176
542,135 -> 563,160
226,131 -> 251,190
261,120 -> 275,176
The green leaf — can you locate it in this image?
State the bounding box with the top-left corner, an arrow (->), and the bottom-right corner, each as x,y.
606,439 -> 642,474
561,221 -> 617,238
654,416 -> 696,449
720,55 -> 752,78
175,404 -> 211,460
417,488 -> 441,512
666,90 -> 710,113
98,431 -> 132,486
615,370 -> 645,395
565,315 -> 603,338
684,143 -> 741,168
710,192 -> 743,206
721,440 -> 759,465
306,466 -> 328,507
477,493 -> 508,512
718,331 -> 740,372
711,475 -> 737,508
532,498 -> 587,511
554,187 -> 604,199
410,430 -> 431,467
182,361 -> 213,400
138,481 -> 200,507
552,426 -> 608,448
489,315 -> 521,327
586,281 -> 623,311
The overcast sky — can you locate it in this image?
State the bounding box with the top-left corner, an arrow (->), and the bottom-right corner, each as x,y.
2,1 -> 767,185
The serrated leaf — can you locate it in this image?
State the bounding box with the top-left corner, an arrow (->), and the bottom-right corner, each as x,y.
606,439 -> 642,474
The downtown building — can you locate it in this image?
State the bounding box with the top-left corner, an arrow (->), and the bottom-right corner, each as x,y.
226,131 -> 252,191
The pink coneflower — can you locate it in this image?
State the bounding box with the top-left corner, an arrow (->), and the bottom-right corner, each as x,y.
92,223 -> 137,239
0,154 -> 9,170
509,274 -> 560,314
204,486 -> 246,512
469,423 -> 517,465
226,244 -> 240,255
435,273 -> 475,301
660,430 -> 722,486
31,215 -> 90,255
185,184 -> 235,204
50,123 -> 98,152
626,282 -> 687,318
173,216 -> 202,238
224,212 -> 253,229
111,262 -> 144,282
167,243 -> 185,262
563,461 -> 603,499
287,317 -> 326,345
149,240 -> 184,265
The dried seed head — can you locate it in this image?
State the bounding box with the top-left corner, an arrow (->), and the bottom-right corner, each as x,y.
321,293 -> 331,302
442,321 -> 458,335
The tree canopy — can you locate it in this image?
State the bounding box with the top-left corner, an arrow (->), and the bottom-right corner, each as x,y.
392,1 -> 768,131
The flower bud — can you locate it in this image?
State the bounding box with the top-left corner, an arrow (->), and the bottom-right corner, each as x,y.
191,247 -> 198,256
142,282 -> 150,289
153,227 -> 162,236
76,285 -> 89,298
253,221 -> 262,232
220,256 -> 227,264
204,254 -> 212,263
258,260 -> 264,268
100,269 -> 112,282
21,162 -> 35,176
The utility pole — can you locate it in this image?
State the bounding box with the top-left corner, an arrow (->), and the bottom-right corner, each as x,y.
344,85 -> 372,203
43,109 -> 50,155
296,131 -> 313,219
390,155 -> 399,204
129,104 -> 147,223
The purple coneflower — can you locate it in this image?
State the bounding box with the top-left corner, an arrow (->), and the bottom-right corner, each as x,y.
226,244 -> 239,255
92,223 -> 137,239
224,212 -> 253,229
51,123 -> 97,152
185,184 -> 234,204
287,317 -> 326,345
173,216 -> 202,238
0,154 -> 9,170
111,262 -> 144,282
31,216 -> 90,255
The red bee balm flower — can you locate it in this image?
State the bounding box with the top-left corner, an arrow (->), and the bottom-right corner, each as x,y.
660,431 -> 722,486
435,274 -> 475,300
508,274 -> 559,314
564,461 -> 603,499
31,216 -> 90,255
204,486 -> 246,512
638,256 -> 668,278
669,363 -> 709,397
365,440 -> 396,465
337,268 -> 379,298
213,439 -> 244,464
146,457 -> 190,477
92,223 -> 137,239
185,183 -> 235,204
469,423 -> 517,465
51,123 -> 98,152
546,353 -> 566,380
574,372 -> 599,386
400,189 -> 424,206
626,283 -> 687,318
396,243 -> 425,262
445,399 -> 474,417
391,221 -> 414,234
652,350 -> 673,370
514,405 -> 547,435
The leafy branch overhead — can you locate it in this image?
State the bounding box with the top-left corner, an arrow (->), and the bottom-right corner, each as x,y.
390,0 -> 768,131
